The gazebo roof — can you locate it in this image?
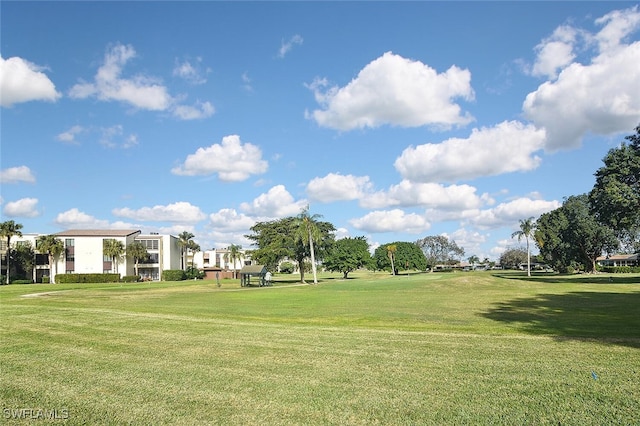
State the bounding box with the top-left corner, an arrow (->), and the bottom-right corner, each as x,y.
239,265 -> 267,275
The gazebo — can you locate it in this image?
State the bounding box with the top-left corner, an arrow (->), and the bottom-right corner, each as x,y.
239,265 -> 269,287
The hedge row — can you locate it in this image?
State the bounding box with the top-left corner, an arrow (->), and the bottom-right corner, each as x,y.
161,270 -> 186,281
598,266 -> 640,274
55,273 -> 122,283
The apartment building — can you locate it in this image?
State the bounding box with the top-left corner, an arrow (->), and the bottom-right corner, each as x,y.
1,230 -> 182,282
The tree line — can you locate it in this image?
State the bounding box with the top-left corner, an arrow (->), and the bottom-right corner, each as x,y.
503,124 -> 640,274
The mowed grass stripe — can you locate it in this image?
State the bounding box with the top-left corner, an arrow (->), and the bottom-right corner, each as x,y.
1,271 -> 639,424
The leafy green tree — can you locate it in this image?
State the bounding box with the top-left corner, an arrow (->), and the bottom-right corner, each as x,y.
177,231 -> 196,270
103,239 -> 126,275
247,215 -> 335,283
589,124 -> 640,252
499,247 -> 528,269
37,235 -> 64,283
415,235 -> 464,269
1,220 -> 23,284
12,241 -> 36,281
323,236 -> 371,279
373,242 -> 427,273
511,217 -> 536,276
536,195 -> 619,273
127,241 -> 148,277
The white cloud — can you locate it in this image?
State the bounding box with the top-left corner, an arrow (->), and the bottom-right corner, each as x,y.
172,101 -> 215,120
208,208 -> 256,232
173,58 -> 209,85
278,34 -> 303,58
306,173 -> 373,202
2,198 -> 39,217
530,25 -> 578,79
172,135 -> 268,182
112,201 -> 206,223
240,185 -> 307,218
0,166 -> 36,184
0,55 -> 61,107
395,121 -> 546,183
54,208 -> 111,229
306,51 -> 474,131
56,125 -> 85,144
350,209 -> 430,234
360,180 -> 485,210
523,6 -> 640,151
69,43 -> 172,111
467,197 -> 561,229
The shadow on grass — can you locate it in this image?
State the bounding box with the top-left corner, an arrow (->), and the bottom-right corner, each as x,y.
481,291 -> 640,349
492,272 -> 640,285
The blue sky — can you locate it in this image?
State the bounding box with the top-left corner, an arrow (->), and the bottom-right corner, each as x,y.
2,2 -> 639,260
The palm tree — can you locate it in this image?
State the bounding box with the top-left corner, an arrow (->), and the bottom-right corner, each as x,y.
1,220 -> 23,284
228,244 -> 242,279
127,241 -> 148,277
103,239 -> 126,275
512,217 -> 536,277
296,206 -> 322,284
36,235 -> 64,283
387,244 -> 397,275
177,231 -> 195,270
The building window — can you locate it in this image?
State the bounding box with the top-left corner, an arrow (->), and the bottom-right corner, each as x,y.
137,239 -> 159,250
65,239 -> 74,247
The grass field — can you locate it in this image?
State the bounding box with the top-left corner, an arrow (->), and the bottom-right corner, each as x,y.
1,271 -> 639,425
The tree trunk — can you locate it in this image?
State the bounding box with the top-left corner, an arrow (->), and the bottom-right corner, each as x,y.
526,238 -> 531,277
309,230 -> 318,284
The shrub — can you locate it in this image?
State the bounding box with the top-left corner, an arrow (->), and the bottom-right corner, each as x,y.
185,267 -> 204,280
55,274 -> 120,284
121,275 -> 141,283
13,279 -> 34,284
162,270 -> 186,281
279,262 -> 295,274
41,276 -> 50,284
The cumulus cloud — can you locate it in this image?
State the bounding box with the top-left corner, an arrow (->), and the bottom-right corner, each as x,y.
2,198 -> 39,217
395,121 -> 546,183
467,197 -> 561,229
54,208 -> 112,229
112,201 -> 206,223
306,173 -> 373,203
350,209 -> 430,234
0,166 -> 36,184
172,135 -> 268,182
278,34 -> 303,58
523,6 -> 640,151
68,43 -> 215,120
530,25 -> 578,79
240,185 -> 307,218
0,55 -> 61,107
306,51 -> 474,131
69,43 -> 173,110
208,208 -> 256,232
360,180 -> 485,210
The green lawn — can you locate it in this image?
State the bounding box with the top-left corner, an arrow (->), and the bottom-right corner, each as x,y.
1,271 -> 639,425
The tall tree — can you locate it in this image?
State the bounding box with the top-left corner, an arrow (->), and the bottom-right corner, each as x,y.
127,241 -> 149,277
589,124 -> 640,252
373,242 -> 427,273
387,244 -> 397,275
511,217 -> 536,276
1,220 -> 23,284
177,231 -> 195,270
12,241 -> 36,281
36,235 -> 64,283
536,195 -> 619,273
323,236 -> 371,279
227,244 -> 242,279
415,235 -> 465,270
295,206 -> 323,284
247,215 -> 335,283
103,239 -> 126,275
499,247 -> 528,270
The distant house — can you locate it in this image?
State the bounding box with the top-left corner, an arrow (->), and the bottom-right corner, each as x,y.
596,253 -> 639,267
